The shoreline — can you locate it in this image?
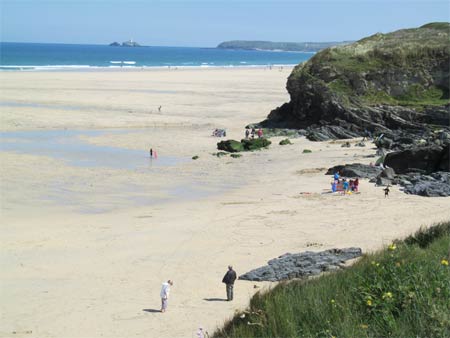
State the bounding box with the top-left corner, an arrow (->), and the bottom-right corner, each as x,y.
0,64 -> 296,72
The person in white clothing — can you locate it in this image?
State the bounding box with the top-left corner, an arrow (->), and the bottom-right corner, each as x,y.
160,280 -> 173,313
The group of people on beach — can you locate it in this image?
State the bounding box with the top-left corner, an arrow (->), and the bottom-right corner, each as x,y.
245,127 -> 263,139
331,171 -> 359,194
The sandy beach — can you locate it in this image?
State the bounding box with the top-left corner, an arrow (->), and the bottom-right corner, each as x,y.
1,68 -> 449,338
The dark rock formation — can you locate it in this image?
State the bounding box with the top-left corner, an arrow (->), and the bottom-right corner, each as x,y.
239,248 -> 362,282
109,40 -> 141,47
217,138 -> 271,153
326,163 -> 382,178
259,23 -> 450,141
384,145 -> 449,174
397,171 -> 450,197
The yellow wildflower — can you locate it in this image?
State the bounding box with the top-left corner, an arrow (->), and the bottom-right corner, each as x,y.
441,259 -> 449,266
366,299 -> 373,306
330,299 -> 335,304
382,292 -> 393,299
360,324 -> 369,329
388,243 -> 396,251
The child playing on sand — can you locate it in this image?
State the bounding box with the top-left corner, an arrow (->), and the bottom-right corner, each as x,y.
384,186 -> 390,198
342,179 -> 349,194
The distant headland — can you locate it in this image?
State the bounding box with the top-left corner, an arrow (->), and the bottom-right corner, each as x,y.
217,40 -> 353,52
109,40 -> 141,47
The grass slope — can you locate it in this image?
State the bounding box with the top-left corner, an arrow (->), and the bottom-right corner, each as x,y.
289,22 -> 450,109
215,222 -> 450,338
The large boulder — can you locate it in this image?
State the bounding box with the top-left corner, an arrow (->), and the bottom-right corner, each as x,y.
398,172 -> 450,197
384,145 -> 448,174
239,248 -> 362,282
326,163 -> 382,178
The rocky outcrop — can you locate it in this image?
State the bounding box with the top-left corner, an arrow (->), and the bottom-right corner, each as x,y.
398,171 -> 450,197
239,248 -> 362,282
259,23 -> 450,140
384,145 -> 449,174
326,163 -> 382,178
109,40 -> 141,47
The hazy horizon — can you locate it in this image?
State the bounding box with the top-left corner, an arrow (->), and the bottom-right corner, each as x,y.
1,0 -> 449,48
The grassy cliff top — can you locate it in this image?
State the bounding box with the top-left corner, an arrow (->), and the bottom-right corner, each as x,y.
289,23 -> 450,108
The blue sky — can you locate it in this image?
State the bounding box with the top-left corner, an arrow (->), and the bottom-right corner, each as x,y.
1,0 -> 449,46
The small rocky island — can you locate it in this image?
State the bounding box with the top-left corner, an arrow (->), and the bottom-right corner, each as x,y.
109,40 -> 141,47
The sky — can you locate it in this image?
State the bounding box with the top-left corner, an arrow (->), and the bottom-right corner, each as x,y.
1,0 -> 449,47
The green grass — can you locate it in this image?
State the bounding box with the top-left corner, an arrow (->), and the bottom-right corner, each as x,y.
302,149 -> 312,153
279,139 -> 292,146
214,221 -> 450,338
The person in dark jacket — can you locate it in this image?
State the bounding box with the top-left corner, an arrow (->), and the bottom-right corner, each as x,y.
222,265 -> 237,301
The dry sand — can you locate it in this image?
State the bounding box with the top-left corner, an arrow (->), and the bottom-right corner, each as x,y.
1,68 -> 449,338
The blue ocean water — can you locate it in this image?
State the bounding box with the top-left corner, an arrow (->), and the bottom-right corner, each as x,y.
0,42 -> 312,70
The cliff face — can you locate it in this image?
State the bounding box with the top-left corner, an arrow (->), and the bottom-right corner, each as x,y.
261,23 -> 450,139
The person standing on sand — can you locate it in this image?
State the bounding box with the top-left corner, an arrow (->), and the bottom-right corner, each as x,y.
257,128 -> 263,138
245,129 -> 250,139
160,280 -> 173,313
222,266 -> 237,301
150,148 -> 153,158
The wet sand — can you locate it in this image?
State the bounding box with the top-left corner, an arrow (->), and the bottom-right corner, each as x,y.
1,68 -> 449,338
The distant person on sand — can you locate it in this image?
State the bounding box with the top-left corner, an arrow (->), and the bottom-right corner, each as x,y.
334,171 -> 340,182
384,185 -> 390,198
160,280 -> 173,313
196,327 -> 209,338
150,148 -> 153,158
251,128 -> 256,139
222,265 -> 237,301
245,128 -> 250,139
158,105 -> 162,112
257,128 -> 263,138
342,179 -> 349,194
354,178 -> 359,192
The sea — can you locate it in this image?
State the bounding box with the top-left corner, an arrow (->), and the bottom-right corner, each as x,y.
0,42 -> 313,70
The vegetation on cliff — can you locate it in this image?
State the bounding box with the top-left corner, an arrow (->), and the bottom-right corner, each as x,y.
217,40 -> 352,52
217,138 -> 271,152
214,221 -> 450,338
262,23 -> 450,136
